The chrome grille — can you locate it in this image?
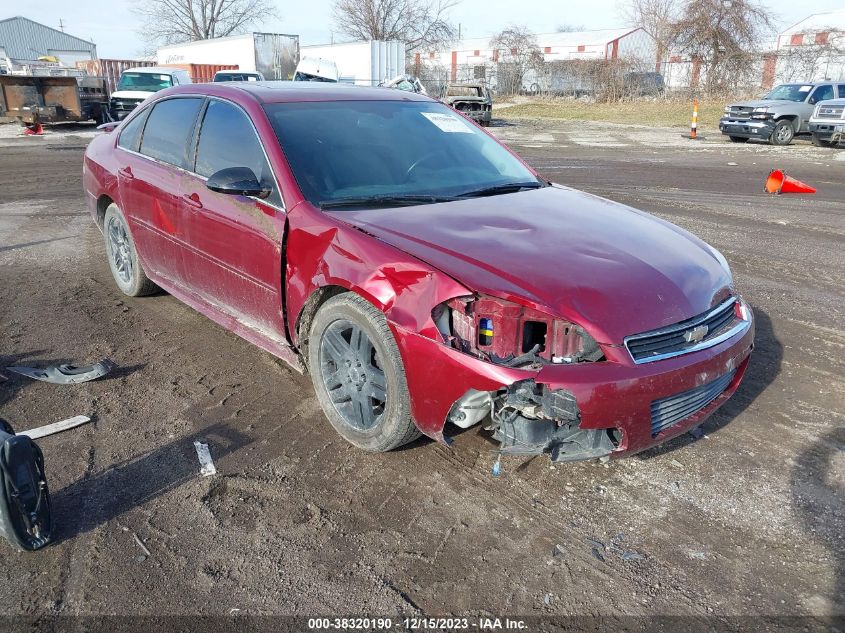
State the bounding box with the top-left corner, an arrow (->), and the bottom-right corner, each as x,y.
817,105 -> 844,119
728,106 -> 753,117
651,369 -> 736,436
625,298 -> 741,364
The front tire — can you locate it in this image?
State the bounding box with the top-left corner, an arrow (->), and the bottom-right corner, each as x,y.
103,203 -> 158,297
308,293 -> 420,452
769,120 -> 795,146
812,133 -> 831,148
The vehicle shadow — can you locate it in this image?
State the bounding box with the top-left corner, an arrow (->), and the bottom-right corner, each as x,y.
637,304 -> 782,459
51,422 -> 254,542
790,427 -> 844,614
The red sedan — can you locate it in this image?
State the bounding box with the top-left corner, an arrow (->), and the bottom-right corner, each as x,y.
83,82 -> 754,463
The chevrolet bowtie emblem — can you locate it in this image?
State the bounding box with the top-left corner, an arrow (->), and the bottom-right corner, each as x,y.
684,324 -> 709,343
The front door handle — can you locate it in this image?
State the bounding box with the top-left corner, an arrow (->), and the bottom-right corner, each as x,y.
182,193 -> 203,210
118,166 -> 133,179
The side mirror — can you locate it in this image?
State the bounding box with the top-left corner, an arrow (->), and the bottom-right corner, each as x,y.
206,167 -> 270,198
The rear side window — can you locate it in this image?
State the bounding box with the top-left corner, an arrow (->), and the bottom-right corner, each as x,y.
140,98 -> 203,168
839,85 -> 845,98
194,99 -> 280,205
117,107 -> 149,152
809,84 -> 834,104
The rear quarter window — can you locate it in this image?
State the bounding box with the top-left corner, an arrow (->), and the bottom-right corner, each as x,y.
139,97 -> 203,169
117,107 -> 150,152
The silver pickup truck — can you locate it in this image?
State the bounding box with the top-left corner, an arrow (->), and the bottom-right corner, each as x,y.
720,82 -> 845,145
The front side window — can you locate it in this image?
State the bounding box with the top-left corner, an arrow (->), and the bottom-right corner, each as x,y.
839,85 -> 845,98
117,72 -> 173,92
264,100 -> 539,207
139,98 -> 203,168
117,107 -> 150,152
194,99 -> 281,206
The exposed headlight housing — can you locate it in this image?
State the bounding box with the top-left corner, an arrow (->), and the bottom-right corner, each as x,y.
751,107 -> 771,120
432,295 -> 605,369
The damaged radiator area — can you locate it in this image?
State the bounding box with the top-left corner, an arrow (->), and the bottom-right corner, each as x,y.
448,380 -> 619,463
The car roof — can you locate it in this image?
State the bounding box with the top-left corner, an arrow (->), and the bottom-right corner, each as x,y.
125,66 -> 185,75
160,81 -> 435,104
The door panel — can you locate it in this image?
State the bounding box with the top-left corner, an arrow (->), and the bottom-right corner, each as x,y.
118,154 -> 189,286
117,96 -> 204,287
180,98 -> 286,338
180,175 -> 285,336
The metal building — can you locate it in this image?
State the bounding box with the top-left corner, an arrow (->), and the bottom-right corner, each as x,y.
0,16 -> 97,66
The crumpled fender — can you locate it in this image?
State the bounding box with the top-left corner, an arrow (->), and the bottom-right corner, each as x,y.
286,201 -> 469,343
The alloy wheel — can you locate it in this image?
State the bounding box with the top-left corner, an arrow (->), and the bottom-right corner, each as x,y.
107,216 -> 133,284
319,319 -> 387,431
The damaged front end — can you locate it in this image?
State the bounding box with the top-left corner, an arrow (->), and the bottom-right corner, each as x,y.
435,295 -> 617,462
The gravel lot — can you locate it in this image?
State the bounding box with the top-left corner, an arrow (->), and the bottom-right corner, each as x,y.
0,119 -> 842,628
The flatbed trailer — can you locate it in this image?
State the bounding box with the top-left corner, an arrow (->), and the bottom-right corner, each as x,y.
0,74 -> 108,126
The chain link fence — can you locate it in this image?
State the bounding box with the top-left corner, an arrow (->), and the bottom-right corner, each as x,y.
411,46 -> 845,103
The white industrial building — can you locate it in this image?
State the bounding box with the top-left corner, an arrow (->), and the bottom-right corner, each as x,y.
416,27 -> 657,93
0,16 -> 97,68
663,10 -> 845,90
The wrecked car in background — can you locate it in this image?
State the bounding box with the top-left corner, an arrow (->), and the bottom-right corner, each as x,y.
83,82 -> 753,464
441,82 -> 493,126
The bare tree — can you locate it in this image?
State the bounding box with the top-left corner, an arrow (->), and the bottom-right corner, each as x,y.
332,0 -> 459,53
619,0 -> 679,60
620,0 -> 678,46
556,24 -> 585,33
135,0 -> 278,48
489,25 -> 544,95
669,0 -> 776,94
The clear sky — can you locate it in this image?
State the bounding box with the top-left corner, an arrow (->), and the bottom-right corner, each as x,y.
10,0 -> 843,59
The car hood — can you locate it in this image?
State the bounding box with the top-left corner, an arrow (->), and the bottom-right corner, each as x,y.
728,99 -> 796,108
110,90 -> 155,100
328,186 -> 732,344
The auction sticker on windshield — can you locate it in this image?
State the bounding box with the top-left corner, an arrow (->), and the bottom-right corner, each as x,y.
421,111 -> 474,133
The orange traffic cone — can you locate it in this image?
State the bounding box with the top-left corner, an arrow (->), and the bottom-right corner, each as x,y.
765,169 -> 816,195
23,123 -> 44,136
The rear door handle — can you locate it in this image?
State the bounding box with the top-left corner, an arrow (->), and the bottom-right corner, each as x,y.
182,193 -> 203,210
118,166 -> 133,179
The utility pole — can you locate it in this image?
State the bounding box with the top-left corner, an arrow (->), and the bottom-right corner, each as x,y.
59,19 -> 65,32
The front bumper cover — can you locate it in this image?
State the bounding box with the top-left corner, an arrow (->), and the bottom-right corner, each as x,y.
809,122 -> 845,142
393,308 -> 754,462
719,117 -> 775,139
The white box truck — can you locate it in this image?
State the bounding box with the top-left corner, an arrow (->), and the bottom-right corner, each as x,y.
300,40 -> 405,86
157,33 -> 300,81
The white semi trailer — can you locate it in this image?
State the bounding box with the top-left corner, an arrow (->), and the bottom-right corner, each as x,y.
300,40 -> 405,86
157,32 -> 300,81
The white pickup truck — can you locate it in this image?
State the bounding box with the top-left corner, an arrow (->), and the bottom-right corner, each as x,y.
109,67 -> 192,120
809,98 -> 845,147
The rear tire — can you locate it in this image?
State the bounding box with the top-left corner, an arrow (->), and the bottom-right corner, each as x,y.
769,120 -> 795,146
728,136 -> 749,143
308,293 -> 420,452
103,203 -> 158,297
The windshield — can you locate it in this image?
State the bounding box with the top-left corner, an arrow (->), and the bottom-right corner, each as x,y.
264,100 -> 538,207
763,84 -> 813,102
117,72 -> 173,92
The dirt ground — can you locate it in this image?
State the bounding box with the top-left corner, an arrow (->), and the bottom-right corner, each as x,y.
0,119 -> 842,629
